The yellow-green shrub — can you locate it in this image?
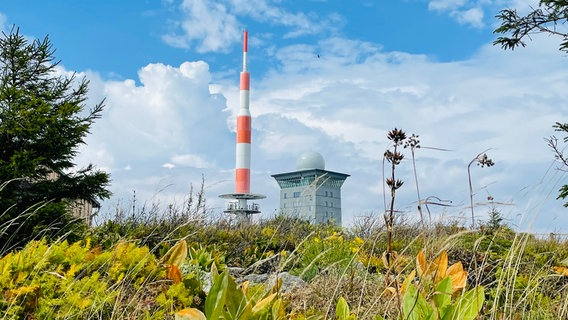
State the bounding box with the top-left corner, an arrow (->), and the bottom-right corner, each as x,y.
292,231 -> 362,281
0,238 -> 191,319
0,239 -> 116,318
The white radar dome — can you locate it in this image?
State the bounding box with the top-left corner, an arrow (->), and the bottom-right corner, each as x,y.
296,151 -> 325,170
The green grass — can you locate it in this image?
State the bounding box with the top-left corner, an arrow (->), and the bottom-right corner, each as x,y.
1,204 -> 567,319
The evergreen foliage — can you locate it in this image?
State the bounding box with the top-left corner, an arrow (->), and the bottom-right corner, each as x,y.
0,27 -> 110,252
494,0 -> 568,53
494,1 -> 568,207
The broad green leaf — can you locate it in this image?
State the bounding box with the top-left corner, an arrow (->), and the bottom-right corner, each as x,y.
400,269 -> 416,295
241,281 -> 249,295
252,293 -> 277,316
211,262 -> 220,283
336,297 -> 350,319
272,298 -> 286,320
239,303 -> 253,320
442,286 -> 484,320
224,274 -> 247,320
205,269 -> 229,320
403,283 -> 434,320
433,276 -> 452,311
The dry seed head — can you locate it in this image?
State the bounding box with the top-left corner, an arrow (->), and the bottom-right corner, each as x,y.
387,128 -> 407,144
386,178 -> 404,190
476,153 -> 495,168
404,133 -> 420,149
384,150 -> 404,165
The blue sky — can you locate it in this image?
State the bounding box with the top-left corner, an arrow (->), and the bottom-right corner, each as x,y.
0,1 -> 494,79
2,0 -> 568,233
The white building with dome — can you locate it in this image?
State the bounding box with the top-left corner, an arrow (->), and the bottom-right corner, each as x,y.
271,151 -> 349,225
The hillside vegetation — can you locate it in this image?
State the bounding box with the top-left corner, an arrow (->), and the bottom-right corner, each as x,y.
1,206 -> 567,319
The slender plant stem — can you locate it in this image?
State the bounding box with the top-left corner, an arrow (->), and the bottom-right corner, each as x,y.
411,149 -> 425,228
387,144 -> 397,255
468,160 -> 475,229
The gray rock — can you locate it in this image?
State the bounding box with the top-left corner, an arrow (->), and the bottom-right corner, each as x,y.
243,253 -> 282,274
201,271 -> 212,294
267,272 -> 305,293
238,273 -> 269,285
228,266 -> 245,277
236,272 -> 305,293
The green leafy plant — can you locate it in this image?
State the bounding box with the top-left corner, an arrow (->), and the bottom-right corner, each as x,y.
396,250 -> 484,320
189,243 -> 226,272
176,264 -> 278,320
335,297 -> 356,320
401,279 -> 484,320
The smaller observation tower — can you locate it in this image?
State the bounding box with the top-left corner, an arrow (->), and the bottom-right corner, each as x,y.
272,151 -> 349,226
219,30 -> 265,222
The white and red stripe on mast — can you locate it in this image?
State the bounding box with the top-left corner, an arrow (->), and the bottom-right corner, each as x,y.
235,30 -> 251,194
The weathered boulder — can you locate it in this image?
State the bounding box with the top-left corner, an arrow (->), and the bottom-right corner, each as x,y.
239,273 -> 269,285
242,253 -> 282,274
228,266 -> 245,278
237,272 -> 305,293
200,252 -> 304,294
268,272 -> 305,293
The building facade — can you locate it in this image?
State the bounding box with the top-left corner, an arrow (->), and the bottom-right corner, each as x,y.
271,151 -> 349,225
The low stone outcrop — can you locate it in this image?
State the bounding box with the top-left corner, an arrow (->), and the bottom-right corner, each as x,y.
200,252 -> 305,294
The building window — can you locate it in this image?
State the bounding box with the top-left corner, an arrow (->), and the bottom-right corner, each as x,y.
330,202 -> 333,208
330,191 -> 333,197
325,201 -> 328,207
325,191 -> 328,196
293,191 -> 301,198
284,193 -> 287,199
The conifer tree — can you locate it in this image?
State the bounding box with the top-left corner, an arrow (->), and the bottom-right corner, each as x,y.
0,27 -> 110,251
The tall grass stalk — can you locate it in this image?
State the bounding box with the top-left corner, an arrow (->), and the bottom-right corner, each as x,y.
467,150 -> 494,229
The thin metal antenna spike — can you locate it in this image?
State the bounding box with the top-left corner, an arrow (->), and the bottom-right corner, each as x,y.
242,30 -> 248,72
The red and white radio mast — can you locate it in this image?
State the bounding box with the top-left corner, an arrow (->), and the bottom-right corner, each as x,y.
220,31 -> 265,222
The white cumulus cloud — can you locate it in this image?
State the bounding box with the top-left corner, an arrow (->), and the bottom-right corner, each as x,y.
162,0 -> 240,52
428,0 -> 542,29
77,60 -> 233,207
429,0 -> 468,12
451,7 -> 485,28
162,0 -> 343,52
72,16 -> 568,232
